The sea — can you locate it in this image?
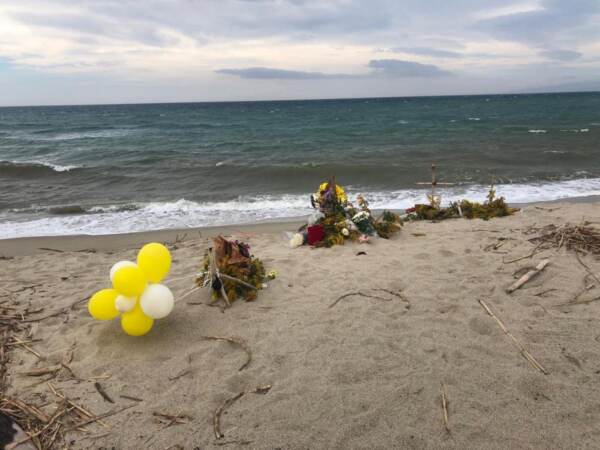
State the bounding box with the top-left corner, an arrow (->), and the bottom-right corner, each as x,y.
1,92 -> 599,238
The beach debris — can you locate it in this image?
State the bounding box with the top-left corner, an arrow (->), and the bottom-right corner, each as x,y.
295,178 -> 402,248
0,383 -> 135,449
530,223 -> 600,256
506,259 -> 550,293
213,385 -> 272,439
503,242 -> 543,264
329,288 -> 408,309
407,170 -> 518,221
153,411 -> 192,428
440,382 -> 450,434
201,335 -> 252,371
87,242 -> 174,336
196,236 -> 267,306
94,382 -> 115,404
478,299 -> 548,374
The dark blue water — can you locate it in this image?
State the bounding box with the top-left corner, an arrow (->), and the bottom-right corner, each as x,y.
1,92 -> 599,237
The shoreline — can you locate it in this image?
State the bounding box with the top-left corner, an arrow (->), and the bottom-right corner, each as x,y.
2,195 -> 600,257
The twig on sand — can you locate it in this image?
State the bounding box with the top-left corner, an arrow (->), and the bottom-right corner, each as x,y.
19,296 -> 89,323
153,411 -> 192,427
201,336 -> 252,371
503,242 -> 543,264
61,404 -> 135,433
119,394 -> 143,402
506,260 -> 549,293
440,382 -> 450,433
478,299 -> 548,374
574,251 -> 600,285
329,290 -> 391,308
94,382 -> 115,404
213,385 -> 271,439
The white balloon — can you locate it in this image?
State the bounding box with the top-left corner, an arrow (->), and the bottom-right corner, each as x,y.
140,284 -> 174,319
115,295 -> 136,313
109,260 -> 137,283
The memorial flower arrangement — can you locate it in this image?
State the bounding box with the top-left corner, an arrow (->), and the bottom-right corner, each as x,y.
291,179 -> 402,248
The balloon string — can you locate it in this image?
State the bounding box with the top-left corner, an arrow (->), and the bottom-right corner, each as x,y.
167,273 -> 201,283
176,286 -> 202,303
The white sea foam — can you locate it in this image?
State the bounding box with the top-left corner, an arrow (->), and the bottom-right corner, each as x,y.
528,129 -> 547,133
468,117 -> 481,121
15,160 -> 79,172
3,178 -> 600,238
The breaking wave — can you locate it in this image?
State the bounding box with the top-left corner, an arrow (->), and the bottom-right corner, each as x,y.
3,178 -> 600,238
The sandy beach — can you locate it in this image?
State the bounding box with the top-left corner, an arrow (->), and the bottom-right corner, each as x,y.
2,201 -> 600,449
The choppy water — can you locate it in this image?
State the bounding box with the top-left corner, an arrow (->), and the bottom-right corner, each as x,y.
1,92 -> 599,238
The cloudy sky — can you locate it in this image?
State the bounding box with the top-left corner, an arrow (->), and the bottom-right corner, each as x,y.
1,0 -> 599,105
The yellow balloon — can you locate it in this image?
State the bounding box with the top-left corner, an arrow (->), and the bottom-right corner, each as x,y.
88,289 -> 119,321
112,265 -> 147,297
137,242 -> 171,283
121,302 -> 154,336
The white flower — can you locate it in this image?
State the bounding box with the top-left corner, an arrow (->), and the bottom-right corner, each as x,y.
342,228 -> 349,236
289,233 -> 305,248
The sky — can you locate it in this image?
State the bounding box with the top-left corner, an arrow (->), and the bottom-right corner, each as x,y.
0,0 -> 599,106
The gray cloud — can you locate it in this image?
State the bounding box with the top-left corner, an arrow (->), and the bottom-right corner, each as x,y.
368,59 -> 454,77
391,47 -> 462,58
540,49 -> 583,61
218,59 -> 453,79
216,67 -> 349,79
474,0 -> 600,45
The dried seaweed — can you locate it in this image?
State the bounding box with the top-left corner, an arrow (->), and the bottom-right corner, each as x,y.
530,223 -> 600,256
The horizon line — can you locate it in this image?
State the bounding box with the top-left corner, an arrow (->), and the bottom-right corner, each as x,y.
1,89 -> 598,109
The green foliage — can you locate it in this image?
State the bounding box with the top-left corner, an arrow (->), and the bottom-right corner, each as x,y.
408,186 -> 518,222
455,197 -> 517,220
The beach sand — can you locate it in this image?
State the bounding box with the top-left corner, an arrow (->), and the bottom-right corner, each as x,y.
2,202 -> 600,449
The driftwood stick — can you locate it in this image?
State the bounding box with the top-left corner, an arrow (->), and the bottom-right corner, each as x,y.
94,382 -> 115,404
478,299 -> 548,374
574,251 -> 600,285
61,404 -> 135,433
214,392 -> 244,439
329,291 -> 392,308
506,259 -> 549,293
201,336 -> 252,371
213,385 -> 271,439
503,242 -> 543,264
440,383 -> 450,433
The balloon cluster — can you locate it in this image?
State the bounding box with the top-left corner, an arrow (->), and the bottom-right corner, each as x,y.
88,243 -> 174,336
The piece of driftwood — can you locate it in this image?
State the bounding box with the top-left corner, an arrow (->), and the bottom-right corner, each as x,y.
478,299 -> 548,374
201,336 -> 252,371
440,383 -> 450,433
329,291 -> 391,308
574,251 -> 600,285
506,259 -> 549,293
213,385 -> 271,439
94,382 -> 114,404
503,242 -> 543,264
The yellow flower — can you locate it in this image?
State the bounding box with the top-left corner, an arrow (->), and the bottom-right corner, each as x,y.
317,182 -> 347,204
